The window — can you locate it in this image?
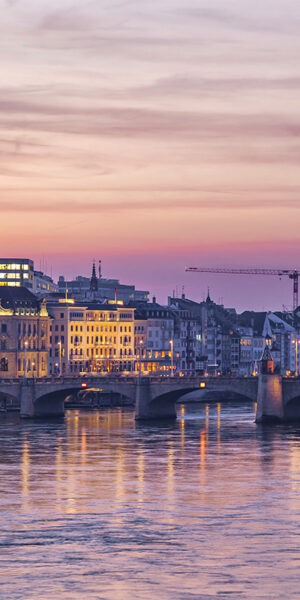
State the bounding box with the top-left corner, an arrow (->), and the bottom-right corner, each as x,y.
0,357 -> 8,371
60,313 -> 64,319
1,324 -> 7,333
0,340 -> 6,351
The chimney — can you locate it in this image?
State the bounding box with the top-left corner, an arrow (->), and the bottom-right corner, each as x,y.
152,296 -> 156,304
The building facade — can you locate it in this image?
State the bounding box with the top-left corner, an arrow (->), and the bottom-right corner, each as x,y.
0,287 -> 49,378
47,299 -> 135,374
0,258 -> 58,295
58,262 -> 149,304
132,300 -> 174,373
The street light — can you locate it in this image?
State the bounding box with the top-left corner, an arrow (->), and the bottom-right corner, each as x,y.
139,339 -> 143,376
57,341 -> 62,376
169,339 -> 174,377
23,340 -> 28,380
292,339 -> 300,376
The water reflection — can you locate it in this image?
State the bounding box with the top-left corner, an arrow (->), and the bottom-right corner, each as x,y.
0,402 -> 299,600
21,436 -> 30,512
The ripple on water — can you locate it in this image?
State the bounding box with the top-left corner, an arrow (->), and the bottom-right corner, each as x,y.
0,403 -> 299,600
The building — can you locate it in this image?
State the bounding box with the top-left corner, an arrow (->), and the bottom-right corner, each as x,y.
0,258 -> 34,289
58,261 -> 149,304
0,287 -> 49,378
132,299 -> 174,373
32,270 -> 59,295
0,258 -> 58,295
239,310 -> 296,375
46,298 -> 136,374
167,296 -> 198,373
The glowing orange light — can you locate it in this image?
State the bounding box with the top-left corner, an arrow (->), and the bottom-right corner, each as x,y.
81,382 -> 87,388
200,382 -> 206,388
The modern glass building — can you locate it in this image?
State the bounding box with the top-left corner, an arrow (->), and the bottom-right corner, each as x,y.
0,259 -> 34,288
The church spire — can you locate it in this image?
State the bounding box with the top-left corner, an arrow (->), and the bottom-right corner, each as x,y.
206,287 -> 212,303
90,260 -> 98,293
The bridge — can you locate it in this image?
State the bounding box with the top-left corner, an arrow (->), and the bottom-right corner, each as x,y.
0,373 -> 299,421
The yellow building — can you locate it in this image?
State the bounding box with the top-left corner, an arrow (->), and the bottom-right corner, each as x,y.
0,287 -> 49,378
47,300 -> 136,374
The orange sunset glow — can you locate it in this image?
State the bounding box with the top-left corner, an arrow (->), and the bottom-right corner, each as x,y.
1,1 -> 300,309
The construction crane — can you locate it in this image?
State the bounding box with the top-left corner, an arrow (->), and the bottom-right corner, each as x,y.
185,266 -> 300,312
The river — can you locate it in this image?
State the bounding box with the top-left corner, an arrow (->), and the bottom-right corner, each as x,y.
0,401 -> 299,599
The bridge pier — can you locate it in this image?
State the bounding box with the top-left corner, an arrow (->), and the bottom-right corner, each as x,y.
256,374 -> 284,423
135,378 -> 177,420
20,381 -> 64,418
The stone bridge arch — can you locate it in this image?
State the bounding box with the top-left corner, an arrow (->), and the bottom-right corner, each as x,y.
0,386 -> 20,411
135,377 -> 258,420
21,377 -> 137,418
284,395 -> 300,420
280,380 -> 300,420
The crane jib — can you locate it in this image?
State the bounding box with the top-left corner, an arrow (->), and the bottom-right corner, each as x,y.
185,267 -> 299,311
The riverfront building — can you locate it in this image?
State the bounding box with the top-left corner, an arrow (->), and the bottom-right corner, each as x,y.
132,299 -> 175,373
1,279 -> 299,379
47,299 -> 135,375
0,287 -> 49,378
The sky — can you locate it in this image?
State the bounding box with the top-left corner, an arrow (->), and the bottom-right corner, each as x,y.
1,0 -> 300,310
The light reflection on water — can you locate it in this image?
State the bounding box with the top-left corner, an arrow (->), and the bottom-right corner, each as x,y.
0,401 -> 299,599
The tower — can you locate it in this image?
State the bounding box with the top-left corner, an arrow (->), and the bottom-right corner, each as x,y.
90,261 -> 98,294
260,345 -> 274,374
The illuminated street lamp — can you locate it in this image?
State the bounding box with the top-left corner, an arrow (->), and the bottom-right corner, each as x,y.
292,339 -> 300,376
169,339 -> 174,376
23,340 -> 28,380
139,339 -> 144,376
57,341 -> 62,376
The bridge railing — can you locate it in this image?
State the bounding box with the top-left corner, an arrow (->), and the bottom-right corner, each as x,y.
0,374 -> 259,386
